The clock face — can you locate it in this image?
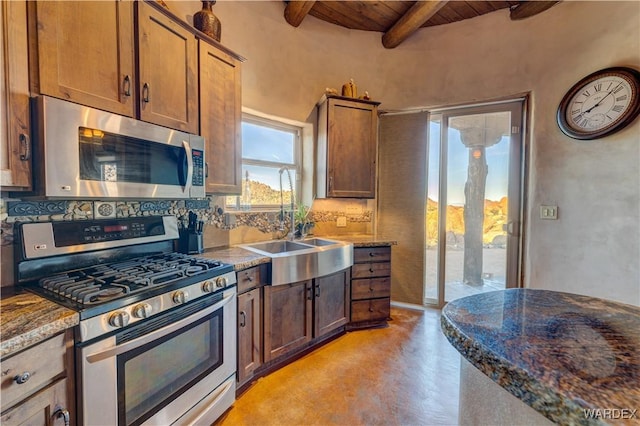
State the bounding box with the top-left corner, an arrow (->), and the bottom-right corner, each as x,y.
557,67 -> 640,140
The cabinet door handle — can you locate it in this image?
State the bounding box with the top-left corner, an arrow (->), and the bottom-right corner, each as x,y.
328,175 -> 333,191
54,406 -> 70,426
205,162 -> 209,178
142,83 -> 150,103
13,371 -> 31,384
123,75 -> 132,97
315,285 -> 320,298
19,133 -> 30,161
307,286 -> 313,300
53,405 -> 69,426
239,311 -> 246,327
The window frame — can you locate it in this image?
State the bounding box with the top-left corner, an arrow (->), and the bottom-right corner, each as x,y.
226,113 -> 303,211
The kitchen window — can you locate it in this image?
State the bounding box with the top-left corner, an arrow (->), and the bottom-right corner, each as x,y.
226,115 -> 302,210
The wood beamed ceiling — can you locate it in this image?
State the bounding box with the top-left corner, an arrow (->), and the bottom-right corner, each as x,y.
283,1 -> 560,48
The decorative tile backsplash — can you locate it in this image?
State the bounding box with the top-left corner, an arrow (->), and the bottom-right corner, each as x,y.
0,197 -> 373,247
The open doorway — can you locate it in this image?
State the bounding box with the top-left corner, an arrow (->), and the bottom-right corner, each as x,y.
424,100 -> 526,306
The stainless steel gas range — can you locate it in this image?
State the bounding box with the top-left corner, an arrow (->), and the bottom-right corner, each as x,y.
14,215 -> 237,426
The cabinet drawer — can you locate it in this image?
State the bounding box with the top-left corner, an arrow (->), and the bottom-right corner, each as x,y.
352,262 -> 391,279
354,247 -> 391,263
1,333 -> 66,409
237,266 -> 261,294
351,277 -> 391,300
351,298 -> 391,323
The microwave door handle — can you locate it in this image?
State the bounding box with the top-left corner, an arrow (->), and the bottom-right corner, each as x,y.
181,140 -> 194,194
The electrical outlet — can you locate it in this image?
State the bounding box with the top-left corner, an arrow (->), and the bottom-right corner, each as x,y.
94,201 -> 117,219
540,205 -> 558,220
336,216 -> 347,227
345,205 -> 363,215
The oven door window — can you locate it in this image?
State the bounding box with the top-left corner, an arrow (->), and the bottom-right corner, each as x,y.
117,308 -> 223,426
78,127 -> 190,187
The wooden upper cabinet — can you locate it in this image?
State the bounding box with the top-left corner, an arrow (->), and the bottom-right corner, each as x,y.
199,40 -> 242,194
137,1 -> 198,134
317,95 -> 380,198
32,1 -> 135,117
1,0 -> 32,190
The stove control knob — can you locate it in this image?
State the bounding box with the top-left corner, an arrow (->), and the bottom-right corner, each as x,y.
108,311 -> 130,328
215,276 -> 228,288
202,281 -> 215,293
172,290 -> 189,305
132,303 -> 153,319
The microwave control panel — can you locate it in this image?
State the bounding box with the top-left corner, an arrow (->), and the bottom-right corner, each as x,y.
192,149 -> 204,186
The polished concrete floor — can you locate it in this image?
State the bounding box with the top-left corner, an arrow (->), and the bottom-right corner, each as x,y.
216,307 -> 461,426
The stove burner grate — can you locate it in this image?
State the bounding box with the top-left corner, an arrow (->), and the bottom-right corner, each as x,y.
37,252 -> 225,305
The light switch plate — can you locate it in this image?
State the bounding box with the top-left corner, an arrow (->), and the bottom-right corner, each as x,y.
94,201 -> 117,219
336,216 -> 347,227
540,205 -> 558,220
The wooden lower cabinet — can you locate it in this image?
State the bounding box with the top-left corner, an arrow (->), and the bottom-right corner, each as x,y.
237,287 -> 261,387
263,280 -> 313,363
349,246 -> 392,328
263,268 -> 351,364
314,269 -> 350,338
0,330 -> 74,426
0,378 -> 69,426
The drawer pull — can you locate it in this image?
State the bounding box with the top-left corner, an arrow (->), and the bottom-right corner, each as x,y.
54,406 -> 70,426
245,273 -> 253,282
239,311 -> 246,327
369,252 -> 375,257
369,268 -> 374,273
369,287 -> 374,292
13,371 -> 31,384
369,308 -> 374,312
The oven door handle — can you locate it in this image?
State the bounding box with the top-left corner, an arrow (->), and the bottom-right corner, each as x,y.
86,291 -> 234,363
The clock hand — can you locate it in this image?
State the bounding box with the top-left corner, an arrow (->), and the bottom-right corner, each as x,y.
583,83 -> 622,114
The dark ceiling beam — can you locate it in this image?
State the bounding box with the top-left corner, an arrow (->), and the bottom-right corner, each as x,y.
510,1 -> 560,20
382,1 -> 449,49
284,1 -> 317,27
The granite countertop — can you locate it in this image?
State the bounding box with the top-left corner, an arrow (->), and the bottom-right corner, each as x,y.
316,235 -> 397,247
441,289 -> 640,425
1,289 -> 79,359
201,246 -> 271,271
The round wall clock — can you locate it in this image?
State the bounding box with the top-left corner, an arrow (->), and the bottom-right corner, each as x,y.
557,66 -> 640,140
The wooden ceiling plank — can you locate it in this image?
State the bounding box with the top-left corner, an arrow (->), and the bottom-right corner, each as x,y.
350,1 -> 402,30
382,0 -> 449,48
421,12 -> 452,28
310,1 -> 382,31
510,1 -> 560,20
284,1 -> 317,27
465,1 -> 496,15
449,1 -> 481,20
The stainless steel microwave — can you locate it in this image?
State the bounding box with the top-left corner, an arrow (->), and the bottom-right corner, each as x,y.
30,96 -> 205,199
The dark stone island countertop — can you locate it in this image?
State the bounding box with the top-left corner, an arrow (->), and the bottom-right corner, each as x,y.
441,289 -> 640,425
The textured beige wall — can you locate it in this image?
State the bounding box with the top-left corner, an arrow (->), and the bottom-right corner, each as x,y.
169,1 -> 640,305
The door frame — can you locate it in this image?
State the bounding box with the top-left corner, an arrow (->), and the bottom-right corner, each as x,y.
429,98 -> 528,308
